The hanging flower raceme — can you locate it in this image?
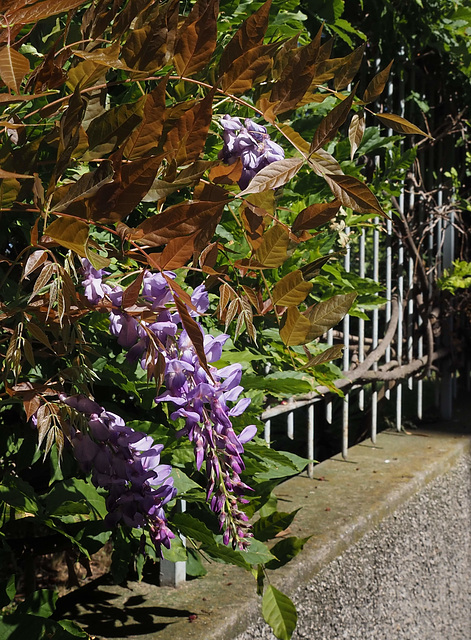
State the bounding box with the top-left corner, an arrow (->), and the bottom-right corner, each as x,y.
60,394 -> 177,556
81,262 -> 257,549
218,115 -> 285,189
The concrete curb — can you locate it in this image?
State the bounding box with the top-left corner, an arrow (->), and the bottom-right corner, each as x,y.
60,422 -> 471,640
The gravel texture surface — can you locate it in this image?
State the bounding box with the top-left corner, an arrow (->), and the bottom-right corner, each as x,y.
236,454 -> 471,640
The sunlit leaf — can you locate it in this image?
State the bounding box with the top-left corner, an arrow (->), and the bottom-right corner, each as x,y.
255,225 -> 289,267
6,0 -> 89,24
310,86 -> 357,152
70,43 -> 127,72
292,199 -> 341,232
242,207 -> 265,250
144,161 -> 215,202
279,306 -> 311,346
0,168 -> 33,179
304,344 -> 344,367
332,43 -> 366,91
173,295 -> 212,379
52,161 -> 114,212
272,271 -> 312,307
262,585 -> 297,640
152,233 -> 197,269
219,44 -> 276,95
218,0 -> 272,75
22,250 -> 48,280
348,110 -> 365,159
267,31 -> 323,115
86,98 -> 145,154
66,59 -> 108,91
0,46 -> 29,93
309,149 -> 343,177
0,178 -> 20,207
279,124 -> 310,156
174,0 -> 219,77
163,89 -> 215,166
88,154 -> 165,222
132,200 -> 225,247
121,1 -> 179,73
238,157 -> 304,196
209,158 -> 243,185
362,61 -> 393,104
374,112 -> 430,137
324,174 -> 385,216
304,291 -> 357,341
44,217 -> 89,257
124,77 -> 167,160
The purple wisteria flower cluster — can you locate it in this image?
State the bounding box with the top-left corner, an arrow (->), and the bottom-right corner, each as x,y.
81,260 -> 257,550
60,394 -> 177,555
219,115 -> 285,189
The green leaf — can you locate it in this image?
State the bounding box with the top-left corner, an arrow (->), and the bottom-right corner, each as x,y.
171,513 -> 216,546
240,538 -> 276,565
238,157 -> 304,196
0,474 -> 40,515
247,444 -> 304,472
42,479 -> 107,520
265,536 -> 311,570
186,548 -> 207,576
262,585 -> 298,640
49,500 -> 90,520
5,575 -> 15,602
186,549 -> 208,578
111,528 -> 134,583
247,444 -> 307,480
241,372 -> 312,396
204,543 -> 252,570
0,615 -> 47,639
272,270 -> 312,307
253,509 -> 300,542
162,535 -> 187,563
58,620 -> 88,637
170,468 -> 201,495
15,589 -> 57,618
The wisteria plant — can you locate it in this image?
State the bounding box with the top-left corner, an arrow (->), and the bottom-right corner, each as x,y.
0,0 -> 429,638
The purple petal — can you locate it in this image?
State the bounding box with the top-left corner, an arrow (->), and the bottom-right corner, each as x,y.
238,424 -> 257,444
